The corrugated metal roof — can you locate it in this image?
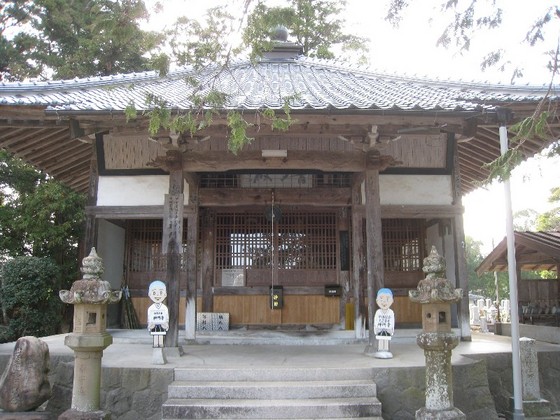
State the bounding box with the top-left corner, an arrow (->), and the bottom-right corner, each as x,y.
0,56 -> 555,113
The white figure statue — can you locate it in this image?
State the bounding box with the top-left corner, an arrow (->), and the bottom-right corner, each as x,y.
147,280 -> 169,348
374,288 -> 395,359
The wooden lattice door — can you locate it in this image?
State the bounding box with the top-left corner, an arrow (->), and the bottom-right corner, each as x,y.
214,209 -> 339,288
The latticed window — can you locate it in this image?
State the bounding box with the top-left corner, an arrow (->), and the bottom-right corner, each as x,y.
279,212 -> 337,269
125,219 -> 188,274
382,219 -> 425,272
215,211 -> 337,270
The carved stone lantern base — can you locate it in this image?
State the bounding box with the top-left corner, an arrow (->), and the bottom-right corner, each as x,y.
58,249 -> 121,420
410,247 -> 465,420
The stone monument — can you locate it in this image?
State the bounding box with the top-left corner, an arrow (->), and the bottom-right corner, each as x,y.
409,246 -> 465,419
58,248 -> 121,419
0,336 -> 51,413
507,337 -> 551,419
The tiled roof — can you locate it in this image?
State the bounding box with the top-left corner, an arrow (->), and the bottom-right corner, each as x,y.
0,56 -> 554,113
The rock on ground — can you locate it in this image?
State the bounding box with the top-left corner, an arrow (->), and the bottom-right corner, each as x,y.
0,336 -> 51,412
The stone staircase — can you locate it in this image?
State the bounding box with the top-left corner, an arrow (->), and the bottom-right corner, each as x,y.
162,366 -> 383,419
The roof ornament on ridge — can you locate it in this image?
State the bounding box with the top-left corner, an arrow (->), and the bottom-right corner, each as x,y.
271,25 -> 289,42
262,25 -> 303,61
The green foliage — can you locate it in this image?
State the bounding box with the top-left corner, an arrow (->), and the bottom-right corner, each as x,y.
0,149 -> 45,195
2,0 -> 163,81
261,105 -> 294,131
141,85 -> 294,151
535,186 -> 560,231
0,1 -> 39,80
191,90 -> 229,109
465,236 -> 509,300
164,7 -> 242,69
0,256 -> 63,341
482,102 -> 553,187
172,112 -> 198,137
227,111 -> 254,154
141,91 -> 221,137
435,1 -> 503,53
124,102 -> 138,122
511,111 -> 551,143
481,148 -> 524,184
0,151 -> 84,289
513,208 -> 539,231
244,0 -> 369,62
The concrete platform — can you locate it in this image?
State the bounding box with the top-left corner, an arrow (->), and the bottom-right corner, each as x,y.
1,329 -> 559,419
1,328 -> 558,369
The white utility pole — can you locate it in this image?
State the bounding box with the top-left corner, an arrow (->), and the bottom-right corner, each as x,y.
498,107 -> 524,420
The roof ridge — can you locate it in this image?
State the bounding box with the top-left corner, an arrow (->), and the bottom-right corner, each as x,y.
293,56 -> 555,93
0,56 -> 555,95
0,70 -> 162,92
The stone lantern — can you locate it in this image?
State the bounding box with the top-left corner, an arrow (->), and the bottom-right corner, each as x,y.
409,246 -> 465,419
59,248 -> 121,419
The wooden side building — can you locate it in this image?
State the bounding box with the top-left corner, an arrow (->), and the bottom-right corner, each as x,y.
1,40 -> 558,345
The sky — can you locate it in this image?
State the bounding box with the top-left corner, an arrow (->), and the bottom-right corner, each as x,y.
145,0 -> 560,254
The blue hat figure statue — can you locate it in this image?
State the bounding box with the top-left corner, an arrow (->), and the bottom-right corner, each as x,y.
147,280 -> 169,364
374,288 -> 395,359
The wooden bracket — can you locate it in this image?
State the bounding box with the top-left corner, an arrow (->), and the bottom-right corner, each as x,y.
365,149 -> 401,171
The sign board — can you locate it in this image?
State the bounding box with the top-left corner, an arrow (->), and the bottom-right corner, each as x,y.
162,193 -> 184,254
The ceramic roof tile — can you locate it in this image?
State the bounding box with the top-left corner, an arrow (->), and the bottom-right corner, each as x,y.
0,56 -> 556,113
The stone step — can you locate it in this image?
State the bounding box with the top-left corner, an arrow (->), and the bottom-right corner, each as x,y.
162,397 -> 382,419
164,418 -> 382,420
173,366 -> 375,382
164,365 -> 381,419
168,379 -> 377,400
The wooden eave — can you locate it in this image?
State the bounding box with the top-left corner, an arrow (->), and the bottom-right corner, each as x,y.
476,231 -> 560,274
0,102 -> 558,195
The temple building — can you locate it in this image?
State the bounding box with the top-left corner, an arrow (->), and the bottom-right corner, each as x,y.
1,38 -> 558,345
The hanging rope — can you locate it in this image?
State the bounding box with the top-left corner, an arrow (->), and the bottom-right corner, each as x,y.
270,190 -> 275,309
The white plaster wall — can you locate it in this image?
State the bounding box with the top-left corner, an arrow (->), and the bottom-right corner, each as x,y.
97,175 -> 189,206
97,219 -> 125,327
378,175 -> 453,205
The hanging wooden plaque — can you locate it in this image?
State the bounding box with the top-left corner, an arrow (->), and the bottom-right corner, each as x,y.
162,193 -> 184,254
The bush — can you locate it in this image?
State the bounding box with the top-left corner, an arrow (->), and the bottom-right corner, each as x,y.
0,256 -> 63,342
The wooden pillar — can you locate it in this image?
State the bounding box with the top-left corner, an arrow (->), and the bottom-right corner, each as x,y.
83,136 -> 100,257
200,210 -> 215,313
351,173 -> 367,339
338,208 -> 350,329
453,215 -> 471,340
556,264 -> 559,307
450,133 -> 471,341
364,166 -> 384,351
185,174 -> 199,341
163,150 -> 184,348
